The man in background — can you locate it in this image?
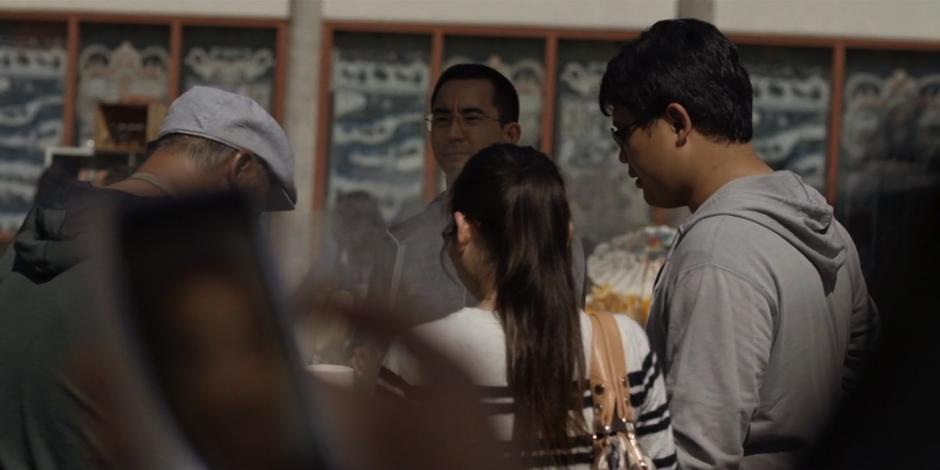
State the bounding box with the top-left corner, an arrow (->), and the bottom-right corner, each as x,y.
355,63 -> 587,375
366,63 -> 586,323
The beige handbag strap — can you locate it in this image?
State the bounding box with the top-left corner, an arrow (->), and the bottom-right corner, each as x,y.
589,311 -> 635,434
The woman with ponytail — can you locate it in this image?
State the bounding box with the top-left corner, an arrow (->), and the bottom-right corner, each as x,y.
378,144 -> 676,468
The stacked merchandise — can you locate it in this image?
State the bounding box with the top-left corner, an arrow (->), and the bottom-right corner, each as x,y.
585,225 -> 676,325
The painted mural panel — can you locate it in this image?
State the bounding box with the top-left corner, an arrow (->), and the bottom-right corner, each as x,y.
76,24 -> 169,144
837,50 -> 940,297
553,40 -> 652,254
443,36 -> 545,151
327,32 -> 430,224
182,26 -> 277,112
740,46 -> 831,191
0,22 -> 66,232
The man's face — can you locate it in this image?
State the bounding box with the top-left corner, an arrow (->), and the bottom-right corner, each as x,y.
429,79 -> 519,187
611,106 -> 687,208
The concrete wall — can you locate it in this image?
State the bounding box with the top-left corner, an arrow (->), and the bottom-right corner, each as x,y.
321,0 -> 940,41
269,0 -> 322,290
0,0 -> 290,18
688,0 -> 940,41
322,0 -> 676,30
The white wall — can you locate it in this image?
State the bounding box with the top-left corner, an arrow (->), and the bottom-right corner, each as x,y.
0,0 -> 290,18
708,0 -> 940,41
6,0 -> 938,41
322,0 -> 677,30
319,0 -> 940,41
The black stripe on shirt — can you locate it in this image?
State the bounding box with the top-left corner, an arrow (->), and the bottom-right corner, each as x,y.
638,402 -> 670,423
627,351 -> 660,406
653,452 -> 678,468
626,349 -> 655,385
636,416 -> 672,435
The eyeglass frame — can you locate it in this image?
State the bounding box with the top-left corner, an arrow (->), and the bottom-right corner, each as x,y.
425,110 -> 506,132
609,119 -> 642,149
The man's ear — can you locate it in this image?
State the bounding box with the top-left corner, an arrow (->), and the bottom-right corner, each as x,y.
502,122 -> 522,144
229,149 -> 255,179
665,102 -> 692,146
454,211 -> 473,252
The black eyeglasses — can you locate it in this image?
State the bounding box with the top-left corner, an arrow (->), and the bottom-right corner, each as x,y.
609,119 -> 640,149
426,111 -> 503,132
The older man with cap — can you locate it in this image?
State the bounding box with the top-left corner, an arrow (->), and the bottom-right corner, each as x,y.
0,86 -> 295,469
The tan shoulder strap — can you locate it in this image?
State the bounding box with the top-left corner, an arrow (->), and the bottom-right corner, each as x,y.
589,311 -> 635,433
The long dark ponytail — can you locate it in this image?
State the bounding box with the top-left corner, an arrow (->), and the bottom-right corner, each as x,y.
445,144 -> 586,459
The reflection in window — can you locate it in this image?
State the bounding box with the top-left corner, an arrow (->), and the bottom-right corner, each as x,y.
76,24 -> 169,144
740,45 -> 831,191
327,32 -> 429,224
553,40 -> 652,253
443,36 -> 545,150
182,26 -> 277,112
837,50 -> 940,301
0,22 -> 67,231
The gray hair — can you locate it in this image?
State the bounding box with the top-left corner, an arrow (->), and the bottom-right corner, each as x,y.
146,134 -> 237,170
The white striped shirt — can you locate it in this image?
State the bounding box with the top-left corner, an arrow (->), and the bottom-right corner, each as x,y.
378,307 -> 677,469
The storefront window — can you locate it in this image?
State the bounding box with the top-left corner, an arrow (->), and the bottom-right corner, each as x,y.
327,32 -> 430,224
740,45 -> 832,191
76,23 -> 170,144
182,26 -> 277,111
0,21 -> 67,231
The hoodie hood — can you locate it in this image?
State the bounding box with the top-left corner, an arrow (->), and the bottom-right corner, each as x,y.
677,171 -> 846,292
13,182 -> 132,281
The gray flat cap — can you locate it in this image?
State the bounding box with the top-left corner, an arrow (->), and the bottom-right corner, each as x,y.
158,86 -> 296,210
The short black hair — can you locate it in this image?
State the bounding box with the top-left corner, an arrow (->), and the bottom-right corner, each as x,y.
599,18 -> 753,143
430,63 -> 520,123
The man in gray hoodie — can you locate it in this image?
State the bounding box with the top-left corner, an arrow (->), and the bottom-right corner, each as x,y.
599,19 -> 879,469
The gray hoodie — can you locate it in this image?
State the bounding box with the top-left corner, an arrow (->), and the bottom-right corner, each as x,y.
645,171 -> 878,470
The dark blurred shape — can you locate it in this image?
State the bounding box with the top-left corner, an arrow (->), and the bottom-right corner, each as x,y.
113,193 -> 326,470
808,189 -> 940,469
111,193 -> 511,470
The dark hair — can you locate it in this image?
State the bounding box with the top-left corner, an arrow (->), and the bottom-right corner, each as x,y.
431,63 -> 520,123
445,144 -> 586,459
599,18 -> 753,143
146,133 -> 237,170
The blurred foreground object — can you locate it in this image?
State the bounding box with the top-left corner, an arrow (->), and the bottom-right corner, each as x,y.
112,193 -> 325,470
586,225 -> 675,325
106,192 -> 509,469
